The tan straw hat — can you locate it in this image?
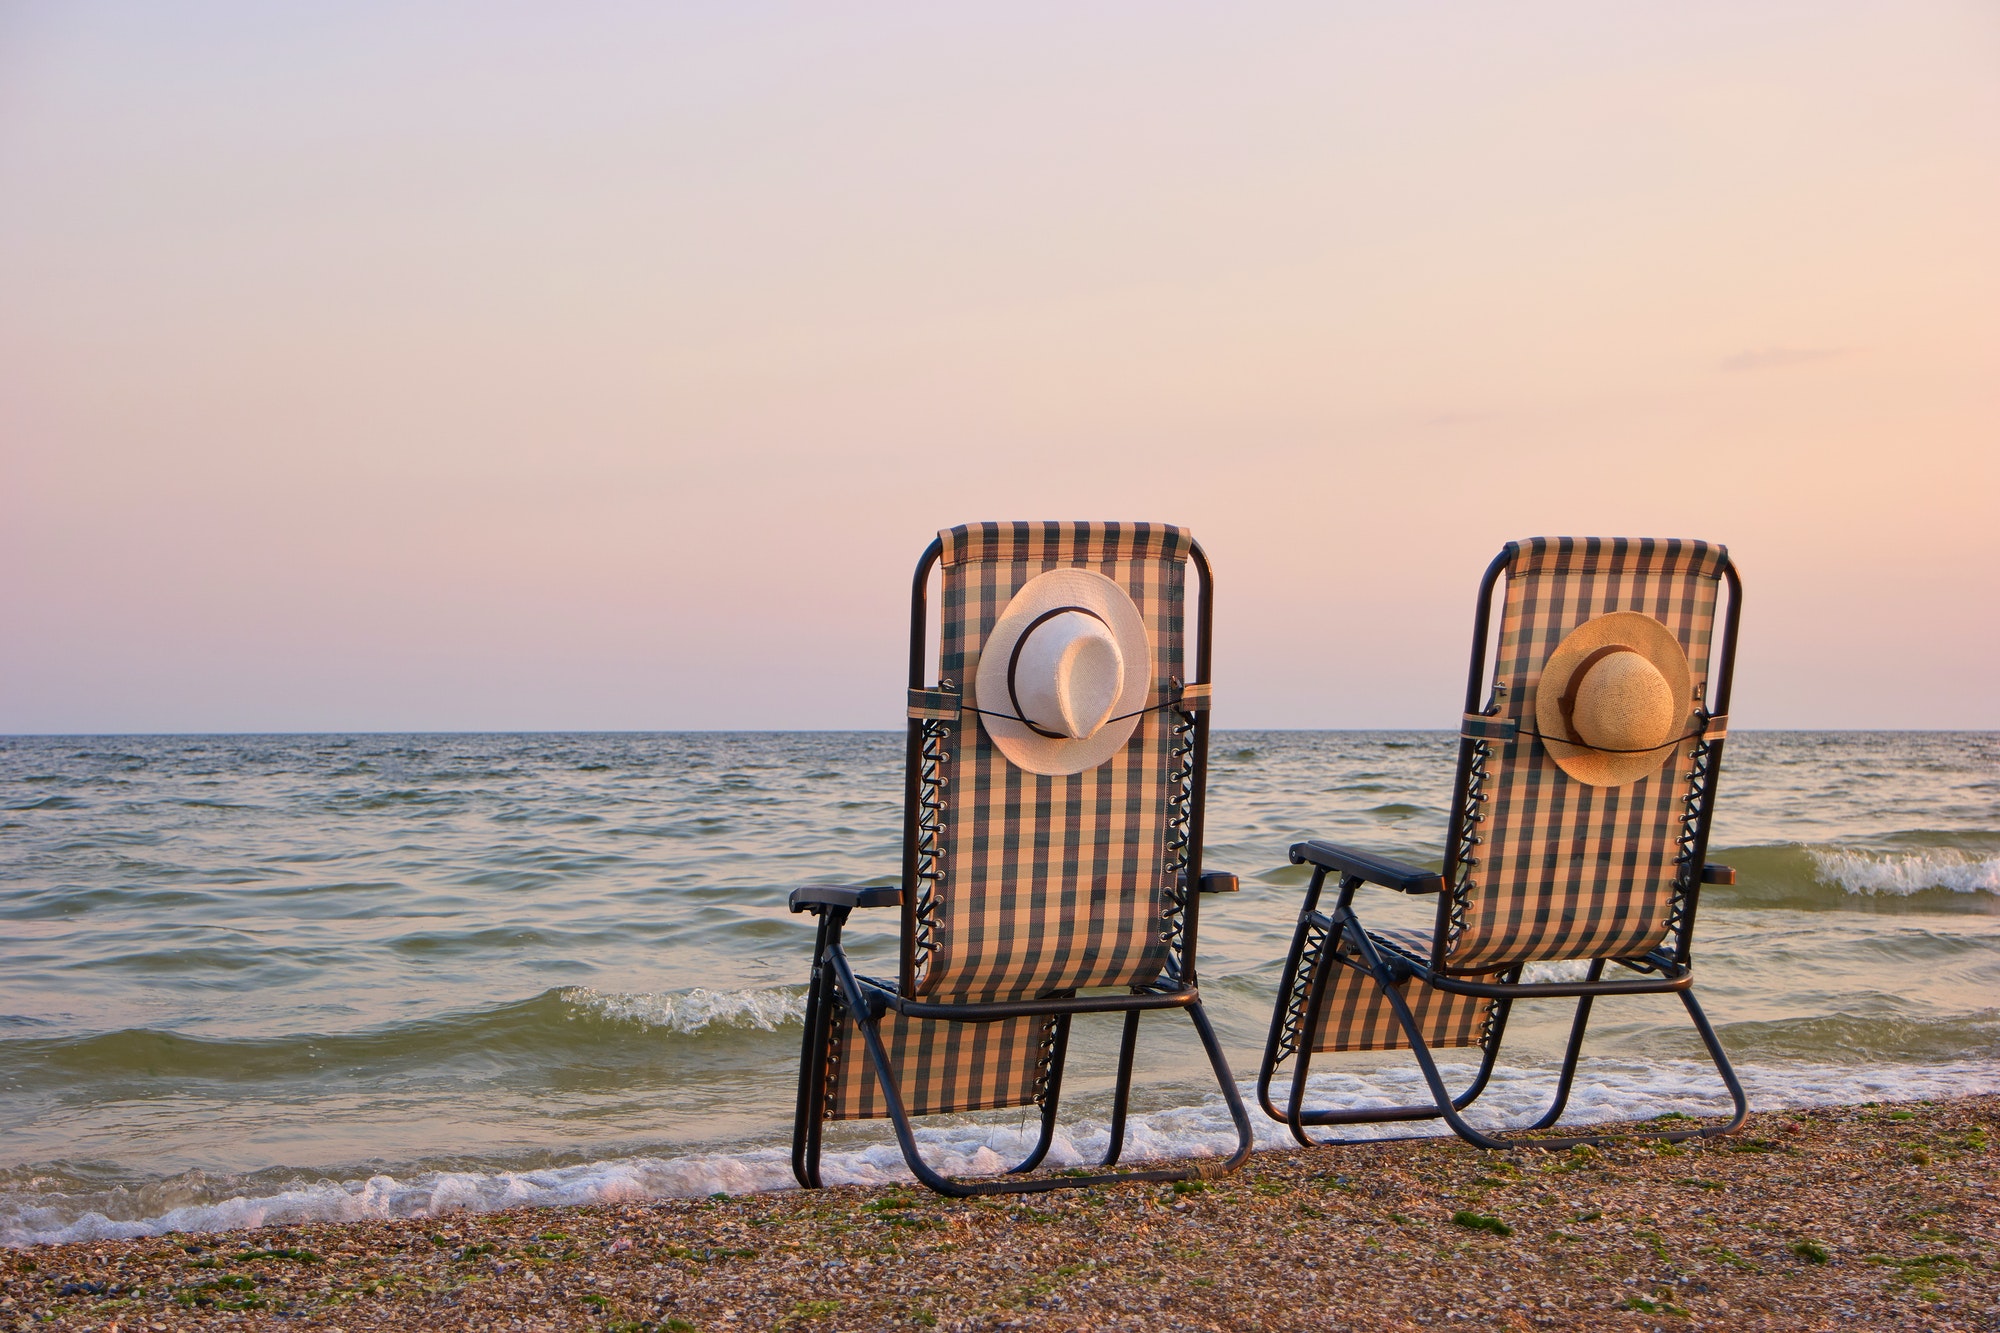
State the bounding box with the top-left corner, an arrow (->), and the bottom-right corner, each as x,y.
974,568 -> 1151,777
1535,610 -> 1695,788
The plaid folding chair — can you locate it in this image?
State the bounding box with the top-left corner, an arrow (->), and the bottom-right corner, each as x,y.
790,522 -> 1253,1195
1257,537 -> 1749,1149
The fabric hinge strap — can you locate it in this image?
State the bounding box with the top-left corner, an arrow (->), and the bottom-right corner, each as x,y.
1700,712 -> 1728,740
907,687 -> 961,721
1175,681 -> 1213,713
1460,713 -> 1519,742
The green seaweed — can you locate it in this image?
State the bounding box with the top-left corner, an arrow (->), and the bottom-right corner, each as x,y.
1869,1252 -> 1970,1291
1620,1294 -> 1688,1316
239,1246 -> 322,1263
1449,1210 -> 1512,1237
1701,1245 -> 1760,1272
173,1273 -> 265,1311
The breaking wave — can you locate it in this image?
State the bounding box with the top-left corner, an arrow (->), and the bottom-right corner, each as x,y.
1811,848 -> 1999,897
558,986 -> 808,1034
1708,840 -> 2000,913
0,987 -> 811,1094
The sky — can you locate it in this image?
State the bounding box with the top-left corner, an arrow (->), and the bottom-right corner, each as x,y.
2,1 -> 1996,732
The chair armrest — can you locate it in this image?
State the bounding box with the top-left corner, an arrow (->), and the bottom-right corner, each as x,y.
1186,870 -> 1239,894
1289,840 -> 1445,894
1701,864 -> 1736,885
788,885 -> 905,914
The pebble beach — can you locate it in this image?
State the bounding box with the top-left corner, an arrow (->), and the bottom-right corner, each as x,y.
7,1096 -> 1994,1332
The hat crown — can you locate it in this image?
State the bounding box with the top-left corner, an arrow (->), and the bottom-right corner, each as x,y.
1011,611 -> 1124,740
1570,649 -> 1676,752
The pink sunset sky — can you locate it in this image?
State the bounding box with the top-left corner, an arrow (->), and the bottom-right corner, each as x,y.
3,2 -> 1995,732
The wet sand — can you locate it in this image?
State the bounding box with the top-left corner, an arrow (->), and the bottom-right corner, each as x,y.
5,1097 -> 1994,1332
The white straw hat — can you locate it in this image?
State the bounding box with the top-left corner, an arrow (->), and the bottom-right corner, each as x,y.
973,568 -> 1152,776
1535,610 -> 1695,787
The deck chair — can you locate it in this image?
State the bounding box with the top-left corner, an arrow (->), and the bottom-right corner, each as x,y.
790,521 -> 1253,1195
1257,536 -> 1749,1150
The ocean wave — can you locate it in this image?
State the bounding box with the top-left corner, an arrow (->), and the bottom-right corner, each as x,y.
5,1057 -> 1991,1248
1707,842 -> 2000,913
1811,848 -> 1999,897
5,795 -> 85,811
0,987 -> 811,1088
1712,1009 -> 2000,1064
1519,960 -> 1596,983
559,986 -> 807,1034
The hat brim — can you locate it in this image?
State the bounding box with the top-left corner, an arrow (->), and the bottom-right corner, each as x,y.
973,568 -> 1152,777
1534,611 -> 1694,788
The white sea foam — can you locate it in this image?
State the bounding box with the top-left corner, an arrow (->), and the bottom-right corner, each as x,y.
559,986 -> 807,1034
1811,849 -> 2000,897
7,1058 -> 1992,1248
1519,960 -> 1597,983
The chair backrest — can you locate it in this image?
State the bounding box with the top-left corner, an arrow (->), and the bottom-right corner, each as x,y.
908,521 -> 1202,1001
1442,536 -> 1734,972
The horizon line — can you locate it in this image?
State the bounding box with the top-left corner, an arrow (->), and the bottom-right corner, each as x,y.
4,727 -> 1994,740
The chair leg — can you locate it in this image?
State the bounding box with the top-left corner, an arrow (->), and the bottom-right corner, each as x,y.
1101,1010 -> 1142,1167
1187,999 -> 1257,1175
1522,961 -> 1603,1131
1678,985 -> 1750,1135
791,913 -> 837,1189
1449,993 -> 1514,1111
1256,904 -> 1325,1143
1279,924 -> 1342,1146
1009,1016 -> 1070,1174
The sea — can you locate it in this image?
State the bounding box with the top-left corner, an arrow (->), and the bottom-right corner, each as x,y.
2,731 -> 1994,1246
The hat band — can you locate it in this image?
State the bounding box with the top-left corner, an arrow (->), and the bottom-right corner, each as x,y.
1554,643 -> 1641,747
1005,605 -> 1113,740
1487,718 -> 1712,753
955,682 -> 1211,728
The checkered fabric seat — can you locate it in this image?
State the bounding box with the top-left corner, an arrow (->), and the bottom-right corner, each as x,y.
827,521 -> 1191,1118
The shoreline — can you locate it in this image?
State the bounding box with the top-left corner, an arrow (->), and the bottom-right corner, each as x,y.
3,1096 -> 1993,1331
10,1056 -> 1996,1250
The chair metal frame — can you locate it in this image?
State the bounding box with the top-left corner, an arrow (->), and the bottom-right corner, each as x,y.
1256,547 -> 1750,1150
791,535 -> 1254,1195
